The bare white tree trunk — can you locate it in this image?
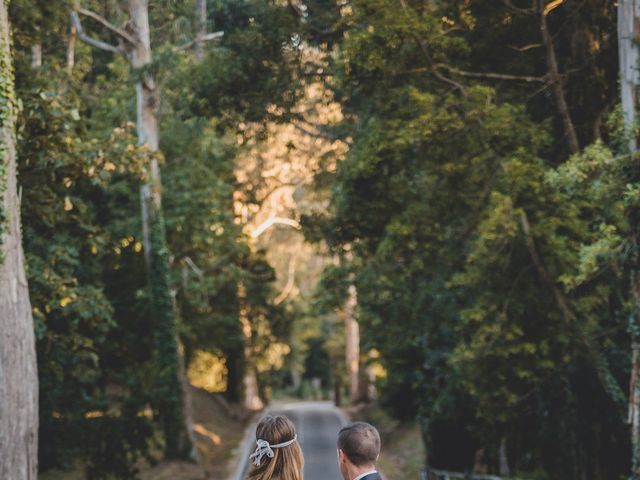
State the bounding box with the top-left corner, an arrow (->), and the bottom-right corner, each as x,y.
498,437 -> 510,476
67,24 -> 77,75
631,341 -> 640,479
237,282 -> 263,410
195,0 -> 207,62
619,3 -> 640,478
0,1 -> 39,477
344,284 -> 360,404
130,0 -> 161,254
128,0 -> 159,168
619,0 -> 640,152
30,44 -> 41,69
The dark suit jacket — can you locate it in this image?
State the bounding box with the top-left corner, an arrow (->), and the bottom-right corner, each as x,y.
359,472 -> 382,480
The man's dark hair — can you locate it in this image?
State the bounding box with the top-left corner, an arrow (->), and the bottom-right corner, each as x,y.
337,422 -> 380,466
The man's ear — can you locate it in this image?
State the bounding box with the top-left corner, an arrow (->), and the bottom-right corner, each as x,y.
338,448 -> 346,464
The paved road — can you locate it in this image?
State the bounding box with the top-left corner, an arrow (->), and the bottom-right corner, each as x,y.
239,401 -> 345,480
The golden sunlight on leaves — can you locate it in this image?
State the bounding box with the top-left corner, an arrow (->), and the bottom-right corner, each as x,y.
256,342 -> 291,373
340,4 -> 353,16
442,16 -> 455,26
209,223 -> 225,235
84,411 -> 105,419
120,237 -> 132,248
188,350 -> 228,393
232,74 -> 349,340
59,297 -> 73,308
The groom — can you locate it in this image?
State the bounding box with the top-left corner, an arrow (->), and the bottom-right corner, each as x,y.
336,422 -> 382,480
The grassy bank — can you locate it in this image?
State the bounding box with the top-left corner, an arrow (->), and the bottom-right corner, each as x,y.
39,385 -> 250,480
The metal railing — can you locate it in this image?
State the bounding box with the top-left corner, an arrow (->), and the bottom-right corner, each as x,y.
420,466 -> 517,480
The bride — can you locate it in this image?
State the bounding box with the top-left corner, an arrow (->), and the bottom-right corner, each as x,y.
247,415 -> 304,480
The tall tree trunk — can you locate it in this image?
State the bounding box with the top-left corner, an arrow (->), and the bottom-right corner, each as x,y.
631,341 -> 640,480
344,284 -> 360,404
67,24 -> 76,76
540,3 -> 580,155
498,437 -> 510,476
127,0 -> 190,459
30,43 -> 41,69
357,358 -> 371,403
0,1 -> 39,477
619,0 -> 640,153
619,2 -> 640,478
195,0 -> 206,62
224,344 -> 246,404
177,341 -> 200,462
237,282 -> 263,410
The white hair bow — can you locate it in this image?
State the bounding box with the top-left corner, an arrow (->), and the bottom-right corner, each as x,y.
249,434 -> 298,466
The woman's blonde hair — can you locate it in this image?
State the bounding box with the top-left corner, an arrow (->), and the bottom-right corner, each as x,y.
247,415 -> 304,480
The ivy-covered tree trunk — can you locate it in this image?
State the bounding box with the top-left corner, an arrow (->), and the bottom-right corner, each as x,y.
0,0 -> 38,477
128,0 -> 190,459
619,2 -> 640,477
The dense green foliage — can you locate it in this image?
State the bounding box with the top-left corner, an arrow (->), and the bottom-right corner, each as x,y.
6,0 -> 640,479
10,0 -> 299,477
305,1 -> 631,478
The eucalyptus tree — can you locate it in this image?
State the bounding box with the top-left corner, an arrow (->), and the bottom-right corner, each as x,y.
0,0 -> 38,477
618,1 -> 640,476
70,0 -> 202,458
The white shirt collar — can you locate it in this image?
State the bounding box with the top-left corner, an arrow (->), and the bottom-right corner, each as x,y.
352,470 -> 377,480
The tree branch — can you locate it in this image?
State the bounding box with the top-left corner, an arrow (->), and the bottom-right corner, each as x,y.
182,256 -> 204,279
436,64 -> 548,83
508,43 -> 543,52
202,31 -> 224,41
501,0 -> 535,15
293,122 -> 347,143
543,0 -> 565,16
539,5 -> 580,154
519,210 -> 625,410
70,11 -> 123,53
67,23 -> 77,75
251,217 -> 301,238
174,31 -> 224,51
274,256 -> 297,305
398,0 -> 466,95
76,7 -> 137,45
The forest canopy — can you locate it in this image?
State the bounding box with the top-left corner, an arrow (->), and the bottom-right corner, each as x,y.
1,1 -> 638,480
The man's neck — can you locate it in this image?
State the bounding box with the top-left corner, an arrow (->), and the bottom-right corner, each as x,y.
349,464 -> 376,480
